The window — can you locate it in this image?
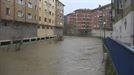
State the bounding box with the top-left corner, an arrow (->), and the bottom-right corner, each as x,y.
38,26 -> 40,29
4,22 -> 8,26
35,5 -> 37,10
35,15 -> 37,20
39,16 -> 41,21
45,1 -> 47,5
18,0 -> 24,5
49,11 -> 51,15
28,2 -> 32,8
49,19 -> 51,23
6,8 -> 10,16
44,18 -> 47,22
42,26 -> 45,29
47,27 -> 49,29
27,13 -> 32,19
18,10 -> 24,17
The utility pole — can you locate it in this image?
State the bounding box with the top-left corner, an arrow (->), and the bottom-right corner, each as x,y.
103,22 -> 106,39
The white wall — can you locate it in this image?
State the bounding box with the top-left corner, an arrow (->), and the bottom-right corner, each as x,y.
112,11 -> 134,46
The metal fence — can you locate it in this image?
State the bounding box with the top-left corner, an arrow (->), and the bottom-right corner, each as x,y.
105,37 -> 134,75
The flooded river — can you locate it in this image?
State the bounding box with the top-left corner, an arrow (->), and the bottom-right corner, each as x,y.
0,36 -> 104,75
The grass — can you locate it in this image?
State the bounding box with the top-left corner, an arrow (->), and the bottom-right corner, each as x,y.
103,44 -> 117,75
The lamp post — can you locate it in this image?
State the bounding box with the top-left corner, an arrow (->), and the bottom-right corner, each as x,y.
103,22 -> 106,39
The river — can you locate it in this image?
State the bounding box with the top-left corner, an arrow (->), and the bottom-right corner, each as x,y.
0,36 -> 104,75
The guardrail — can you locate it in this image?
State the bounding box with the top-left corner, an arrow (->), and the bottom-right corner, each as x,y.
0,36 -> 55,47
105,37 -> 134,75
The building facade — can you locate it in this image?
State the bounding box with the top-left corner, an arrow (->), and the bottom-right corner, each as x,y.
75,9 -> 93,35
65,9 -> 94,35
92,4 -> 112,31
0,0 -> 64,41
65,13 -> 76,35
0,0 -> 38,40
112,0 -> 134,46
38,0 -> 56,38
65,4 -> 111,35
54,0 -> 64,38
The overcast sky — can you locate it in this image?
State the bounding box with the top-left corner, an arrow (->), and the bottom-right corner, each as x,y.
60,0 -> 111,15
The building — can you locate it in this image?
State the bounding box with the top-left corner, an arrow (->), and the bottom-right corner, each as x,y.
0,0 -> 38,40
65,13 -> 76,35
63,15 -> 67,34
65,4 -> 111,35
55,0 -> 65,38
92,4 -> 112,31
38,0 -> 56,38
75,9 -> 93,35
112,0 -> 134,46
0,0 -> 64,41
65,9 -> 93,35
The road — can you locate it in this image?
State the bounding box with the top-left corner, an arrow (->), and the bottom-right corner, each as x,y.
0,36 -> 104,75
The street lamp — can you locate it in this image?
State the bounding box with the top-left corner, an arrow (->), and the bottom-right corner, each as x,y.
103,22 -> 106,39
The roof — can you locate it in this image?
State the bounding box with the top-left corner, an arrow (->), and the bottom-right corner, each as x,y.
57,0 -> 65,6
93,3 -> 111,11
74,9 -> 92,13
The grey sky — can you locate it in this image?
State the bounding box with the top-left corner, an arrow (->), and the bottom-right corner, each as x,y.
60,0 -> 111,15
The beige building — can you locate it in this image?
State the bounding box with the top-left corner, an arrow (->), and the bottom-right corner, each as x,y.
37,0 -> 56,38
55,0 -> 64,28
0,0 -> 64,40
1,0 -> 14,21
0,0 -> 38,23
54,0 -> 64,38
0,0 -> 38,40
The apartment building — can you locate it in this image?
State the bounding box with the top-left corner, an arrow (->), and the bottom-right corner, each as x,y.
0,0 -> 64,41
37,0 -> 56,38
112,0 -> 134,46
92,4 -> 112,31
65,4 -> 111,35
65,9 -> 94,35
55,0 -> 64,37
65,13 -> 76,35
0,0 -> 38,40
75,9 -> 93,35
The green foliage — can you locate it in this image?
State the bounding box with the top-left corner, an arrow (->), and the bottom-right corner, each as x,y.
103,45 -> 117,75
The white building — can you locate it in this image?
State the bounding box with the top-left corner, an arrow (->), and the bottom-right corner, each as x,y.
112,0 -> 134,46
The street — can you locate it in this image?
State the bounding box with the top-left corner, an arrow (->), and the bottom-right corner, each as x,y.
0,36 -> 104,75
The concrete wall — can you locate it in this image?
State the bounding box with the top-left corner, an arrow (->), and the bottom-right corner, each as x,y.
54,27 -> 63,36
37,26 -> 46,38
91,30 -> 112,37
0,21 -> 37,40
112,11 -> 134,46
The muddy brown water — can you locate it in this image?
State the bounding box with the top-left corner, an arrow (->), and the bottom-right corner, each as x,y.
0,36 -> 104,75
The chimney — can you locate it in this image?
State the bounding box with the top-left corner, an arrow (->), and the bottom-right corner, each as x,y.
99,5 -> 101,8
